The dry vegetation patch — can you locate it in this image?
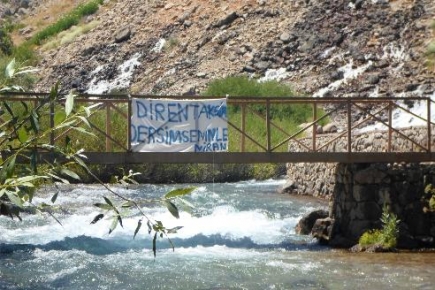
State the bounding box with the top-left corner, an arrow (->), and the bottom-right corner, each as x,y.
11,0 -> 89,45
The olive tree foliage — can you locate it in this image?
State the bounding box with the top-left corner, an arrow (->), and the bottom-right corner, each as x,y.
0,59 -> 192,256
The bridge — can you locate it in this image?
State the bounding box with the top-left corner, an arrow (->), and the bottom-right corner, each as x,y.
1,92 -> 435,164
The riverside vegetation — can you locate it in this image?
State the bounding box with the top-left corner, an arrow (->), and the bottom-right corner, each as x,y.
357,205 -> 400,252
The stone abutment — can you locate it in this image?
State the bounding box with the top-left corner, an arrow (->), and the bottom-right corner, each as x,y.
285,128 -> 435,248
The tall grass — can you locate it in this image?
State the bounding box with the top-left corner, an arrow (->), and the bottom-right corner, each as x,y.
0,0 -> 104,88
29,0 -> 104,45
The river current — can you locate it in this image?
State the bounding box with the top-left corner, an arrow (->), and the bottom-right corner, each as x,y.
1,179 -> 435,289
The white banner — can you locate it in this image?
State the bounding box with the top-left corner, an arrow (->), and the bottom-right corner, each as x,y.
131,98 -> 228,152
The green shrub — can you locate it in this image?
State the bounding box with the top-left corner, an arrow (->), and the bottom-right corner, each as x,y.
359,229 -> 383,246
423,184 -> 435,211
0,26 -> 13,56
358,205 -> 400,250
203,76 -> 327,152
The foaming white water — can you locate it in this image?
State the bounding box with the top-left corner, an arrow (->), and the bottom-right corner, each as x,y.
357,93 -> 435,133
259,68 -> 290,82
151,38 -> 166,53
1,203 -> 298,246
235,178 -> 287,187
313,60 -> 372,98
87,53 -> 141,94
172,206 -> 298,244
0,211 -> 111,244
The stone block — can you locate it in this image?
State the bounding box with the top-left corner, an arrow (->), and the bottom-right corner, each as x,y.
354,167 -> 387,184
353,184 -> 377,202
354,201 -> 381,220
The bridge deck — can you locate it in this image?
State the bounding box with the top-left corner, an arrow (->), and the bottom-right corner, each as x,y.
2,92 -> 435,164
36,152 -> 435,164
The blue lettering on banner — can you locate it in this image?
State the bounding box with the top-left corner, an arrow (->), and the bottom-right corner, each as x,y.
131,99 -> 228,152
134,100 -> 227,122
131,126 -> 228,145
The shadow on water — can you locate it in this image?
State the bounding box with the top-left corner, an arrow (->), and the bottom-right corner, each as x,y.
0,234 -> 329,256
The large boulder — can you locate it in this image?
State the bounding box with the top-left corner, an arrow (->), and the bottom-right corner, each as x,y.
114,26 -> 131,43
278,180 -> 298,194
295,209 -> 329,235
311,217 -> 334,245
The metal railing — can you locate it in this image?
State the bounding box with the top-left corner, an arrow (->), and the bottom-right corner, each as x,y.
1,92 -> 434,163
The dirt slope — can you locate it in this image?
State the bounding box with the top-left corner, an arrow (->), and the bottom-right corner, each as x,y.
11,0 -> 435,98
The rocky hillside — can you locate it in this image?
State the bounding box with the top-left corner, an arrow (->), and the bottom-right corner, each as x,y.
3,0 -> 435,100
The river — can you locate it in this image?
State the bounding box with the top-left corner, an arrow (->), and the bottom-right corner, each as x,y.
1,179 -> 435,289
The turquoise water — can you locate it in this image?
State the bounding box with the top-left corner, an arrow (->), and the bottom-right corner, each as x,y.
1,180 -> 435,289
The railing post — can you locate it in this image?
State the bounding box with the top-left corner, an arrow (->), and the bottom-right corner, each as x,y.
347,99 -> 351,154
313,102 -> 317,152
50,102 -> 55,146
105,102 -> 111,152
127,96 -> 132,152
241,104 -> 246,152
266,99 -> 271,152
388,101 -> 392,152
428,98 -> 431,153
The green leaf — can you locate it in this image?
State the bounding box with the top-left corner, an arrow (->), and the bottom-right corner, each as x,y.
90,213 -> 104,224
152,232 -> 157,257
71,126 -> 93,135
72,155 -> 87,169
7,156 -> 16,178
94,203 -> 113,210
49,82 -> 60,101
167,226 -> 183,234
76,116 -> 91,128
0,188 -> 6,198
14,67 -> 39,75
54,111 -> 66,126
109,216 -> 118,234
54,120 -> 76,130
65,92 -> 75,117
47,172 -> 70,184
103,196 -> 114,207
5,59 -> 16,78
133,219 -> 142,239
20,101 -> 29,113
147,220 -> 152,234
51,191 -> 59,203
121,201 -> 135,208
17,127 -> 28,143
3,102 -> 14,117
163,200 -> 180,219
164,187 -> 196,199
30,150 -> 37,174
178,197 -> 195,209
16,175 -> 46,183
30,110 -> 40,133
117,215 -> 123,228
60,168 -> 81,181
2,155 -> 17,180
17,182 -> 35,188
83,106 -> 91,117
6,191 -> 23,208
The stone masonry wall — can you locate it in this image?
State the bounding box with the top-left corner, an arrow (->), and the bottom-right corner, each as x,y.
329,163 -> 435,248
286,126 -> 435,198
285,127 -> 435,248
